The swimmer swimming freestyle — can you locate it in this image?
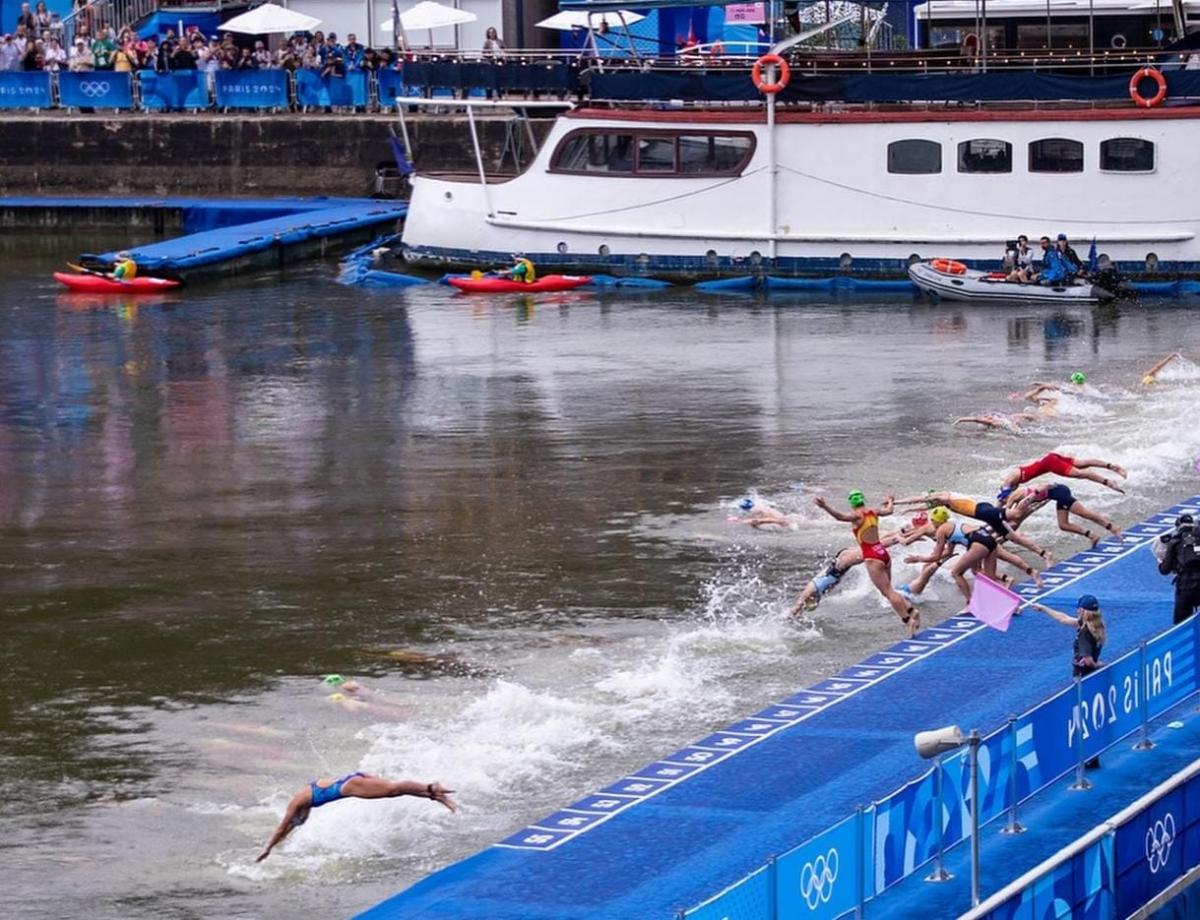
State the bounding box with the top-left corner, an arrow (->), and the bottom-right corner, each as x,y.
813,490 -> 921,635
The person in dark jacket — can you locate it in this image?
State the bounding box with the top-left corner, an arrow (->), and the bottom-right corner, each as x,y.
1056,233 -> 1085,276
1158,514 -> 1200,624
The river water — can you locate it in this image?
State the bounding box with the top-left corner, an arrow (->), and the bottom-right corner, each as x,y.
3,233 -> 1200,919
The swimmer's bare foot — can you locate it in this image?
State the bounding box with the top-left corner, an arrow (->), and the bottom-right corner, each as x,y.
1103,479 -> 1125,495
1107,462 -> 1128,479
904,607 -> 921,637
1107,523 -> 1125,543
1032,570 -> 1044,589
1086,529 -> 1101,547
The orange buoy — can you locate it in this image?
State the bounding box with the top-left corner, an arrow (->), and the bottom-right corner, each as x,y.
931,259 -> 967,275
752,53 -> 791,95
1129,67 -> 1167,108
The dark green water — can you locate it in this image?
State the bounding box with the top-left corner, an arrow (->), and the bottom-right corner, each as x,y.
3,234 -> 1200,918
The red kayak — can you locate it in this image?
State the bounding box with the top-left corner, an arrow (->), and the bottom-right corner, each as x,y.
448,274 -> 592,294
53,272 -> 181,294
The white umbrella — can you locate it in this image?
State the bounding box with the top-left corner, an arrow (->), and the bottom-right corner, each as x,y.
221,2 -> 321,35
536,10 -> 645,31
380,1 -> 477,32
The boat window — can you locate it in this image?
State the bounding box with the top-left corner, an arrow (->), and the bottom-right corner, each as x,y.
637,136 -> 677,172
1100,138 -> 1155,172
1016,23 -> 1088,50
551,129 -> 754,177
957,139 -> 1012,174
1028,138 -> 1083,173
678,135 -> 752,174
887,139 -> 941,174
552,133 -> 635,173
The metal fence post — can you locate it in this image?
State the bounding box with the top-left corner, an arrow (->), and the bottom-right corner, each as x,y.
1069,676 -> 1093,791
926,756 -> 953,882
855,805 -> 865,919
768,854 -> 777,920
1001,715 -> 1026,834
969,729 -> 981,908
1134,639 -> 1156,750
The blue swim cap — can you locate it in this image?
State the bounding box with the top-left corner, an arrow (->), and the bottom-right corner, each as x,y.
996,486 -> 1014,503
739,498 -> 754,511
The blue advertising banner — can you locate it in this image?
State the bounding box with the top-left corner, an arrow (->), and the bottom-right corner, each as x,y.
294,70 -> 369,109
684,866 -> 772,920
980,833 -> 1114,920
870,766 -> 937,895
137,70 -> 208,110
215,70 -> 289,109
775,814 -> 862,919
0,71 -> 52,109
1115,785 -> 1190,917
59,71 -> 134,109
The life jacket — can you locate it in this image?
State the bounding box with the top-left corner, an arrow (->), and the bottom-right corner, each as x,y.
115,258 -> 138,280
515,258 -> 536,284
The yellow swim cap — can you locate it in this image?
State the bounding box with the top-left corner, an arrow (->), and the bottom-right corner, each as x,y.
1142,375 -> 1155,386
328,693 -> 346,702
930,506 -> 951,524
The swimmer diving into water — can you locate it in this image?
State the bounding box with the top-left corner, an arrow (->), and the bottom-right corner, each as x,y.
893,491 -> 1051,561
789,513 -> 935,614
257,774 -> 457,862
813,490 -> 921,635
995,451 -> 1127,501
901,505 -> 1043,596
1009,483 -> 1124,547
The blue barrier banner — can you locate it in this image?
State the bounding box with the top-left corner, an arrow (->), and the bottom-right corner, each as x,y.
59,71 -> 134,109
980,833 -> 1114,920
684,865 -> 772,920
870,766 -> 937,895
215,70 -> 289,109
775,814 -> 861,918
1115,783 -> 1192,917
377,69 -> 417,106
294,69 -> 369,108
0,71 -> 52,109
137,70 -> 208,110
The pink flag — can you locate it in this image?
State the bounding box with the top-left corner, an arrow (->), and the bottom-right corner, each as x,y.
968,574 -> 1022,632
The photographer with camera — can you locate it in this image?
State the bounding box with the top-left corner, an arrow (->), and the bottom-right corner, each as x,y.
1156,514 -> 1200,623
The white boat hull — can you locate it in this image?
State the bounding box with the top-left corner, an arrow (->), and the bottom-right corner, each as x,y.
908,261 -> 1113,303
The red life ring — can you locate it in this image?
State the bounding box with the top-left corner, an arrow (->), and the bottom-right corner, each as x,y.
1129,67 -> 1167,108
931,258 -> 967,275
752,54 -> 791,95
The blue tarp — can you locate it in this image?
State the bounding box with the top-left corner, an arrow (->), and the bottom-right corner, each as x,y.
59,71 -> 134,109
376,70 -> 418,106
0,71 -> 52,109
137,69 -> 209,110
294,69 -> 369,108
214,70 -> 289,109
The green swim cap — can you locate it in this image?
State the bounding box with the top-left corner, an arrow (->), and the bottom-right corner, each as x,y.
847,489 -> 866,508
1071,372 -> 1086,385
323,674 -> 346,686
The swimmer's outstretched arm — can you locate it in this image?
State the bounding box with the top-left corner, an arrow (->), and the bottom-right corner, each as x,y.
954,415 -> 1014,430
905,529 -> 951,565
894,491 -> 951,507
257,791 -> 309,862
813,496 -> 854,523
1144,353 -> 1183,380
878,491 -> 896,516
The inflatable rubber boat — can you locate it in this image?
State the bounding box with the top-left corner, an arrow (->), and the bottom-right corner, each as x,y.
53,272 -> 181,294
447,274 -> 592,294
909,261 -> 1113,304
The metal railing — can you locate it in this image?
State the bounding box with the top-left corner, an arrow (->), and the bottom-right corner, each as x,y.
61,0 -> 158,48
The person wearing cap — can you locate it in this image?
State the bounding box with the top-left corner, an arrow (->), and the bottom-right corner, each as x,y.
67,36 -> 92,71
1036,235 -> 1072,285
1158,514 -> 1200,624
901,506 -> 1042,599
813,490 -> 921,634
256,771 -> 457,862
111,251 -> 138,281
1056,233 -> 1085,277
1141,352 -> 1185,386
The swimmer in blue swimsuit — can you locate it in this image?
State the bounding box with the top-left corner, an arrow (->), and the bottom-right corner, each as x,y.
257,772 -> 457,862
1009,483 -> 1124,547
901,506 -> 1043,597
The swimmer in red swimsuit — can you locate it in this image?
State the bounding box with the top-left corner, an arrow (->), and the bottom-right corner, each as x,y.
814,489 -> 921,636
997,450 -> 1127,502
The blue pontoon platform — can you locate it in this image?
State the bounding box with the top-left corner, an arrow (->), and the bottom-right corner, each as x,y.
359,495 -> 1200,919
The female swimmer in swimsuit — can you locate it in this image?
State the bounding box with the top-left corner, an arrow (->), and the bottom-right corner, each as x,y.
257,773 -> 457,861
996,451 -> 1127,501
894,491 -> 1052,562
1008,483 -> 1124,547
901,505 -> 1043,596
814,490 -> 921,635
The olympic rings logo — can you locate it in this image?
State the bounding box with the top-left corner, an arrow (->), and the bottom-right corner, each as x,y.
799,848 -> 839,909
78,81 -> 111,98
1145,813 -> 1176,874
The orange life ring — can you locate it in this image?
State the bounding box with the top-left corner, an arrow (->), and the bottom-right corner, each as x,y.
752,53 -> 790,95
931,258 -> 967,275
1129,67 -> 1167,108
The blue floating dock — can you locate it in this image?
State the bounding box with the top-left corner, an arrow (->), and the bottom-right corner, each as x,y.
360,496 -> 1200,920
